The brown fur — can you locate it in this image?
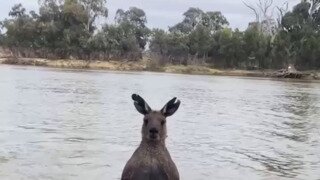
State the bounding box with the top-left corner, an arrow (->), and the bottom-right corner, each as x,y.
121,95 -> 180,180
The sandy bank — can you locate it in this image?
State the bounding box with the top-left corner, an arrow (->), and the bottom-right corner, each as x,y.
1,57 -> 319,80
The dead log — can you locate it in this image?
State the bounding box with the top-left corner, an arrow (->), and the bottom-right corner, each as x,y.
272,64 -> 303,79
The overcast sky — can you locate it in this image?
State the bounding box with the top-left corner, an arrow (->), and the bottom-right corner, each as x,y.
0,0 -> 300,30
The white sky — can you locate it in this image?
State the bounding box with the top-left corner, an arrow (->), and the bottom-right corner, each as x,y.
0,0 -> 300,30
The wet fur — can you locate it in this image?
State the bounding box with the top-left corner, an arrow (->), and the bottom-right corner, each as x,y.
121,141 -> 179,180
121,95 -> 180,180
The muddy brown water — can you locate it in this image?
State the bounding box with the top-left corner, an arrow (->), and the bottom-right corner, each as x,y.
0,65 -> 319,180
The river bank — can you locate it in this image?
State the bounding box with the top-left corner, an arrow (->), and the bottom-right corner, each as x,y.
1,57 -> 319,80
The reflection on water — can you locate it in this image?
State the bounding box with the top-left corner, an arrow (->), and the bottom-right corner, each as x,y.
0,65 -> 319,180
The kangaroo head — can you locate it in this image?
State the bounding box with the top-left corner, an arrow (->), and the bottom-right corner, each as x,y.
131,94 -> 180,142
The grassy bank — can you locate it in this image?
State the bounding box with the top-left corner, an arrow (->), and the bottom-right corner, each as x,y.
1,57 -> 319,80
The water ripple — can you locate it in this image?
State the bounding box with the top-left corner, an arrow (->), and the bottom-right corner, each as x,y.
0,66 -> 319,180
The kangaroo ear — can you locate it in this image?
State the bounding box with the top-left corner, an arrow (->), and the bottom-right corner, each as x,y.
161,97 -> 181,117
132,94 -> 152,115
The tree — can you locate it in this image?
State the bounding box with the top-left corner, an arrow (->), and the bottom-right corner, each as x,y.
188,24 -> 211,61
169,8 -> 204,34
243,25 -> 271,68
149,29 -> 168,56
273,0 -> 320,69
1,1 -> 320,69
203,11 -> 229,32
8,4 -> 26,17
243,0 -> 277,35
0,21 -> 4,45
79,0 -> 108,32
115,7 -> 150,50
169,8 -> 229,34
2,3 -> 40,55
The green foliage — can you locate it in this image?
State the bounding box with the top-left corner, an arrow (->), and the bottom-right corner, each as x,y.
275,0 -> 320,69
80,0 -> 108,32
0,2 -> 319,69
88,7 -> 150,60
211,28 -> 246,68
0,1 -> 147,60
115,7 -> 150,49
169,8 -> 229,34
150,4 -> 320,69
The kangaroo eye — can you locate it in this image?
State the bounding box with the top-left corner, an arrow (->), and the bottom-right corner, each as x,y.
144,119 -> 148,125
161,120 -> 166,125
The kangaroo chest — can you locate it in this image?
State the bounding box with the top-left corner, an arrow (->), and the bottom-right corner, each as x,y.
122,144 -> 179,180
132,148 -> 171,180
131,163 -> 168,180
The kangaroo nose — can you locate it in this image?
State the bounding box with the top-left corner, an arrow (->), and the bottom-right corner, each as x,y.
149,128 -> 158,134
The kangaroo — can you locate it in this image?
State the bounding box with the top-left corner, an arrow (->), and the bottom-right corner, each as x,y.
121,94 -> 181,180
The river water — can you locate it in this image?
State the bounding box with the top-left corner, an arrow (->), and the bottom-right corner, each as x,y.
0,65 -> 319,180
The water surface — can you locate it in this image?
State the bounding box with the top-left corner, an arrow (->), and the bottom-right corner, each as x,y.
0,65 -> 319,180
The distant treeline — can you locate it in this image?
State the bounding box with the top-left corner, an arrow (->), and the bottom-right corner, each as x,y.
0,0 -> 320,70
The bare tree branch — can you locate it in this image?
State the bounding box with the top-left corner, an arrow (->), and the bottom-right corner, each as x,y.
276,1 -> 289,27
265,0 -> 274,16
311,0 -> 320,14
243,1 -> 260,22
257,0 -> 273,19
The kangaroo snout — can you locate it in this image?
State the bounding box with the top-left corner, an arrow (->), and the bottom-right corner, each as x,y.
149,127 -> 158,134
149,127 -> 159,139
